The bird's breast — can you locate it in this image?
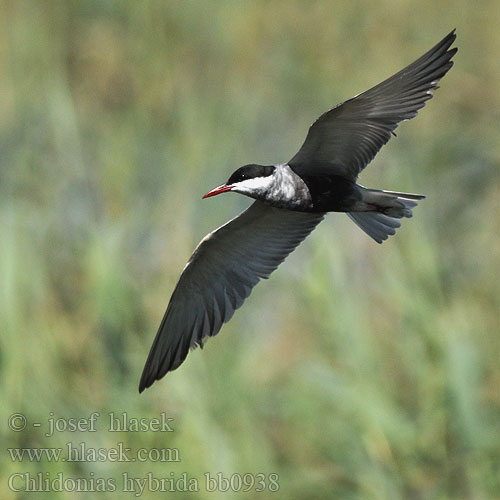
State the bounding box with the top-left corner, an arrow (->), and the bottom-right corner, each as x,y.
263,164 -> 313,211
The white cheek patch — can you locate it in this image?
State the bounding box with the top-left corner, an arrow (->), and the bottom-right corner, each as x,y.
234,176 -> 273,194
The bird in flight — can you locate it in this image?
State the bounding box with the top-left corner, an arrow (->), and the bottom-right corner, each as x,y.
139,30 -> 457,392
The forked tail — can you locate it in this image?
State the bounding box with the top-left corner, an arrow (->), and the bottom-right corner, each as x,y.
348,188 -> 425,244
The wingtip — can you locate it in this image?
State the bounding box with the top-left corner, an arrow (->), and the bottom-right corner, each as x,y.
139,347 -> 178,393
138,378 -> 148,394
444,28 -> 457,43
446,29 -> 458,51
138,369 -> 155,393
434,29 -> 457,55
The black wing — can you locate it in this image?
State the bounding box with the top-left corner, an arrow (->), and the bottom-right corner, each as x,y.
289,30 -> 457,180
139,201 -> 324,392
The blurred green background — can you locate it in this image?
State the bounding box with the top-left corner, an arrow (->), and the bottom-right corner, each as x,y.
1,1 -> 500,499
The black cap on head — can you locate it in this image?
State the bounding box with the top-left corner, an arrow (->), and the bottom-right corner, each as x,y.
227,164 -> 274,185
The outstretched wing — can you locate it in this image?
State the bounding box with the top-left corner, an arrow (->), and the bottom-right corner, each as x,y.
289,30 -> 457,180
139,201 -> 324,392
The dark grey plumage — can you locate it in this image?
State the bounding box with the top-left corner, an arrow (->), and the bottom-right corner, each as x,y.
139,202 -> 324,392
289,30 -> 457,179
139,31 -> 456,391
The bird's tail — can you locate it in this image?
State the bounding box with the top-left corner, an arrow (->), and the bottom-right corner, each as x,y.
347,188 -> 425,244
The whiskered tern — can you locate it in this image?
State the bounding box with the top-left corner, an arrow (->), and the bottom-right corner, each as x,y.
139,30 -> 457,392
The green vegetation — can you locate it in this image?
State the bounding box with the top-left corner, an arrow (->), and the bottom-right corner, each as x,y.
1,1 -> 499,498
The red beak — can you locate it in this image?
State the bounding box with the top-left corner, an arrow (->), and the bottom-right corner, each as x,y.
202,184 -> 234,199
